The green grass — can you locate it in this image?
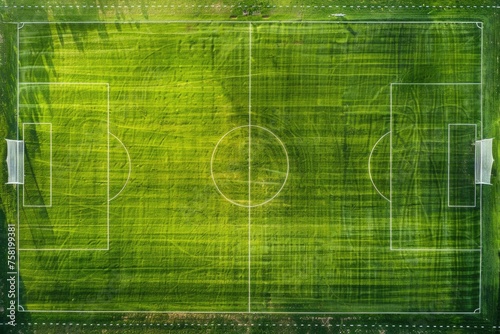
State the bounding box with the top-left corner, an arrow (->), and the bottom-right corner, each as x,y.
20,83 -> 109,249
0,5 -> 499,333
14,21 -> 483,313
448,124 -> 476,206
19,22 -> 251,312
249,22 -> 481,312
391,84 -> 480,250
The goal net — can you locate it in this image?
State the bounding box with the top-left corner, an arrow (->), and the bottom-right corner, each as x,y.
5,139 -> 24,185
475,138 -> 494,185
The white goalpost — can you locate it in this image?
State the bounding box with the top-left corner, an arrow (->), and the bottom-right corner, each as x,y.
475,138 -> 494,185
5,139 -> 24,185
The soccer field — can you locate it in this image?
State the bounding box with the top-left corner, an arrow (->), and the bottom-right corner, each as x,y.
13,21 -> 482,313
1,3 -> 499,332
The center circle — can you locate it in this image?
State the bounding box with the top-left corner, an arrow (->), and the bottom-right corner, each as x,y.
211,125 -> 289,207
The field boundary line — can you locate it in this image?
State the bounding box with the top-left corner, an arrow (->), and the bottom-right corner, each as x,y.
14,21 -> 484,316
17,20 -> 484,25
479,21 -> 484,313
368,131 -> 391,202
19,309 -> 480,315
247,22 -> 252,313
2,3 -> 500,10
18,82 -> 110,252
0,322 -> 496,330
389,83 -> 393,248
106,82 -> 110,250
22,122 -> 53,208
16,21 -> 21,312
447,123 -> 477,208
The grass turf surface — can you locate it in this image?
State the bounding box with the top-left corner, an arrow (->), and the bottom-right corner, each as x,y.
12,21 -> 482,314
0,2 -> 499,332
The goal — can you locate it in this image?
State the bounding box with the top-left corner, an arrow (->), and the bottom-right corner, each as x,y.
475,138 -> 494,185
5,139 -> 24,184
5,139 -> 24,185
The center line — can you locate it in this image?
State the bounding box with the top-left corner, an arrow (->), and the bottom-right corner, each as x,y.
247,22 -> 252,314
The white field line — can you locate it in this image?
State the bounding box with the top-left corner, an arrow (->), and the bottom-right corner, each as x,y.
15,22 -> 483,316
252,129 -> 290,207
16,22 -> 21,311
391,248 -> 480,252
21,309 -> 480,315
0,3 -> 496,9
19,20 -> 484,25
210,125 -> 289,208
210,126 -> 251,208
106,84 -> 110,250
18,82 -> 110,252
247,22 -> 252,313
20,82 -> 108,85
50,122 -> 53,207
447,124 -> 477,208
16,25 -> 20,139
479,21 -> 484,312
22,123 -> 53,208
389,85 -> 393,250
393,82 -> 481,85
368,131 -> 391,202
19,248 -> 109,251
108,133 -> 132,202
